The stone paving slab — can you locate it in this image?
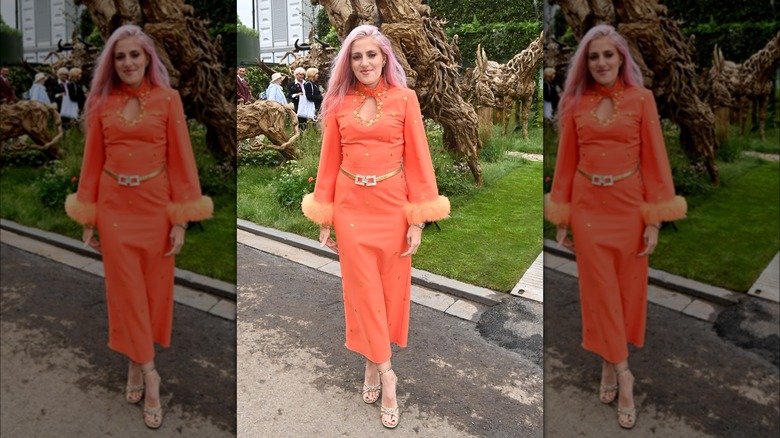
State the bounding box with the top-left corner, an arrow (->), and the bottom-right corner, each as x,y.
0,229 -> 98,270
749,252 -> 779,303
318,260 -> 343,278
511,252 -> 543,302
647,284 -> 693,312
444,299 -> 487,322
682,299 -> 723,322
237,229 -> 332,270
209,300 -> 237,321
543,252 -> 569,269
174,284 -> 220,313
411,285 -> 456,312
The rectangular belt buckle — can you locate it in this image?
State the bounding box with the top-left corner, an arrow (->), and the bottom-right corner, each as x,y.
355,174 -> 377,186
118,174 -> 141,187
591,174 -> 614,187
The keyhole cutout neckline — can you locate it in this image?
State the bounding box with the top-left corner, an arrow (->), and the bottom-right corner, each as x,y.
591,79 -> 625,127
117,79 -> 151,127
353,79 -> 388,127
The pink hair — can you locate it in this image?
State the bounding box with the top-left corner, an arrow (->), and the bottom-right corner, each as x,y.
320,24 -> 407,121
558,24 -> 644,118
84,24 -> 170,119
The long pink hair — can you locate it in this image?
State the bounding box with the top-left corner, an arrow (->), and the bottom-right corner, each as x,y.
85,24 -> 170,119
320,24 -> 407,121
558,24 -> 644,118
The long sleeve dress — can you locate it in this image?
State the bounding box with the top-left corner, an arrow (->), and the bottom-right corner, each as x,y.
544,79 -> 686,364
65,80 -> 213,364
302,80 -> 450,363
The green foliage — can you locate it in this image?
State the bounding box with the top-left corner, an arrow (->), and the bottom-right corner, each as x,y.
188,0 -> 237,71
238,143 -> 284,167
685,20 -> 779,66
38,160 -> 79,210
272,160 -> 316,209
0,15 -> 22,37
447,20 -> 542,66
242,66 -> 289,99
426,0 -> 541,26
237,17 -> 260,37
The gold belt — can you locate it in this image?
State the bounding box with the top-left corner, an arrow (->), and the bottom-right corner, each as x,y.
340,166 -> 402,186
104,166 -> 165,187
577,165 -> 638,187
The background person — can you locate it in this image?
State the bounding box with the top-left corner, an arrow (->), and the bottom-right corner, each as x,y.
28,72 -> 52,105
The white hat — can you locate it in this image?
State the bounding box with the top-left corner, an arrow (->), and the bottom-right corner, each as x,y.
271,72 -> 284,82
34,72 -> 47,82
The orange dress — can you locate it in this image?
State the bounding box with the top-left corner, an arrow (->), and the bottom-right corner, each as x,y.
65,81 -> 213,364
544,80 -> 686,363
302,81 -> 450,363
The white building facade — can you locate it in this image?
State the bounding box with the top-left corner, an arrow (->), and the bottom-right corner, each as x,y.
256,0 -> 319,64
5,0 -> 80,64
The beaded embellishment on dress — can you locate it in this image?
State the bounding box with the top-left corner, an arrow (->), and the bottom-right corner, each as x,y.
353,80 -> 389,127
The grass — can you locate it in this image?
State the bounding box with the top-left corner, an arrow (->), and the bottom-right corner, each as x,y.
651,160 -> 779,292
238,124 -> 543,291
543,122 -> 780,292
0,123 -> 237,284
413,160 -> 543,291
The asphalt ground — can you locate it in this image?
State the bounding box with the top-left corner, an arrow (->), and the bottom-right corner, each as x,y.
237,243 -> 544,437
543,267 -> 780,437
0,243 -> 236,437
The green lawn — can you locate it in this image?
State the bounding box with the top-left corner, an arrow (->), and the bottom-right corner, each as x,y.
652,160 -> 779,292
413,161 -> 543,291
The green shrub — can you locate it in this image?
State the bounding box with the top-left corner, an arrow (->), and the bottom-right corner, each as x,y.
38,160 -> 79,210
272,160 -> 316,209
238,143 -> 283,167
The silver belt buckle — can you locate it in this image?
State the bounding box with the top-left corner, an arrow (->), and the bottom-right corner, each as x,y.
591,174 -> 614,187
118,174 -> 141,187
355,174 -> 377,186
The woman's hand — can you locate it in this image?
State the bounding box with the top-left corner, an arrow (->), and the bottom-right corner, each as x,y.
82,226 -> 101,253
556,224 -> 575,253
638,224 -> 660,256
401,224 -> 423,257
164,224 -> 186,257
320,226 -> 338,254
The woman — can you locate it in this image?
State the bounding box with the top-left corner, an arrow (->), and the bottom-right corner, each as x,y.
543,67 -> 559,123
64,24 -> 213,429
301,24 -> 449,429
544,24 -> 686,429
303,67 -> 323,113
265,72 -> 288,105
55,66 -> 79,125
67,67 -> 87,115
28,72 -> 51,105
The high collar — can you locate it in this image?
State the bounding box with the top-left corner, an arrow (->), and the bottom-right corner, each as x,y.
592,77 -> 625,98
119,78 -> 152,98
355,78 -> 388,98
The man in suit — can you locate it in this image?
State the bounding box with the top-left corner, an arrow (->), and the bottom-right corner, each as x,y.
0,67 -> 18,104
236,67 -> 253,103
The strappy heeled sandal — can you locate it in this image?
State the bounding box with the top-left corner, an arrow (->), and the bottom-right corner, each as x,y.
378,368 -> 400,429
616,367 -> 637,429
126,362 -> 144,404
599,362 -> 618,404
361,382 -> 381,404
142,368 -> 163,429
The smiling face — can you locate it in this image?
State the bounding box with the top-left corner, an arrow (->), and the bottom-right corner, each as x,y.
295,71 -> 304,82
587,36 -> 623,88
350,37 -> 385,89
238,67 -> 246,78
113,37 -> 149,88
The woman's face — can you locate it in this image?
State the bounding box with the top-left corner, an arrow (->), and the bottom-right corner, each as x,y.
114,37 -> 149,88
587,36 -> 622,88
295,71 -> 304,82
350,37 -> 385,89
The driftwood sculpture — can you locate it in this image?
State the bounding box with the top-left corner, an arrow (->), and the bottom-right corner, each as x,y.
313,0 -> 484,185
236,100 -> 300,160
502,32 -> 544,138
278,37 -> 338,82
733,31 -> 780,141
555,0 -> 720,185
703,45 -> 739,144
75,0 -> 236,158
0,101 -> 63,154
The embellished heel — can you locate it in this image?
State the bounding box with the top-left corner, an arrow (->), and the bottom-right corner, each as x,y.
616,367 -> 636,429
142,368 -> 163,429
378,368 -> 400,429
